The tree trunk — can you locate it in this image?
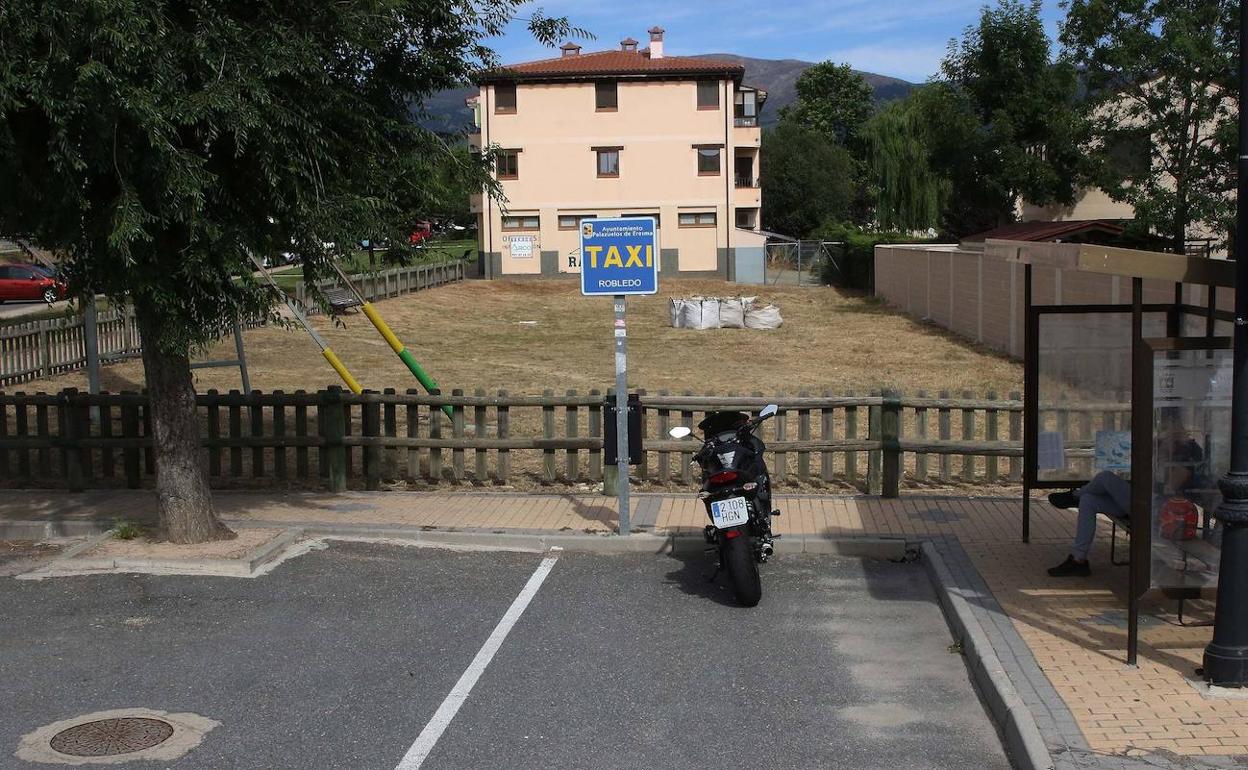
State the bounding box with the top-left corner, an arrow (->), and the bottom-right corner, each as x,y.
135,301 -> 233,543
1174,194 -> 1189,256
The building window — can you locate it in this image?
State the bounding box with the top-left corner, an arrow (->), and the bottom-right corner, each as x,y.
696,147 -> 721,175
623,213 -> 660,227
697,80 -> 719,109
502,214 -> 539,231
678,212 -> 717,228
595,81 -> 618,111
596,148 -> 620,177
735,208 -> 758,229
495,83 -> 517,113
558,214 -> 597,230
496,149 -> 519,180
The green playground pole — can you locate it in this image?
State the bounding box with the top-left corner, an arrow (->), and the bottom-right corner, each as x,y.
333,262 -> 453,418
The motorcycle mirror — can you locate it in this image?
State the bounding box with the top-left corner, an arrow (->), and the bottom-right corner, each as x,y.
668,426 -> 692,439
759,404 -> 779,419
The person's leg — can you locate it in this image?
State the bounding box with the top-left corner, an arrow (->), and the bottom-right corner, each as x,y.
1071,491 -> 1116,561
1077,471 -> 1130,518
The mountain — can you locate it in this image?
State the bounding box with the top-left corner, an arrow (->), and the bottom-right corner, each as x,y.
693,54 -> 916,127
414,55 -> 917,134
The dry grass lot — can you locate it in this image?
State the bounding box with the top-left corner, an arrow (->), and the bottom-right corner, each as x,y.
26,278 -> 1021,398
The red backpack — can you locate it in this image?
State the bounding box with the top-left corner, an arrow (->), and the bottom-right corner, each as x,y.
1159,497 -> 1199,541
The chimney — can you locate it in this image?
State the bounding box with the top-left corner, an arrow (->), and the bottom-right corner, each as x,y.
648,26 -> 664,59
560,42 -> 581,57
620,37 -> 639,52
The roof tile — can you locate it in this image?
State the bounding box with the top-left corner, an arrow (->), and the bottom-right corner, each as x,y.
476,49 -> 744,82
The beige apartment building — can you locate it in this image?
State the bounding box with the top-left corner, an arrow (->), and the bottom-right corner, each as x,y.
468,27 -> 768,280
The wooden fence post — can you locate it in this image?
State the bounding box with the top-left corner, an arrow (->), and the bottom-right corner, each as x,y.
938,389 -> 952,482
985,390 -> 999,483
406,389 -> 421,481
121,392 -> 141,488
475,388 -> 489,484
383,388 -> 398,481
428,389 -> 443,482
363,391 -> 381,491
60,389 -> 85,492
451,388 -> 466,482
295,390 -> 310,480
867,390 -> 882,496
881,390 -> 901,498
496,389 -> 509,484
774,392 -> 788,484
797,391 -> 811,483
587,388 -> 602,482
1008,390 -> 1022,481
542,388 -> 555,484
914,389 -> 929,481
845,389 -> 858,485
322,387 -> 348,492
820,390 -> 835,483
961,390 -> 976,482
250,390 -> 264,479
565,389 -> 579,481
656,389 -> 670,484
273,390 -> 288,480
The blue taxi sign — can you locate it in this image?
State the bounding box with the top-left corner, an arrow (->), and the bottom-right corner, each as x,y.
579,217 -> 659,296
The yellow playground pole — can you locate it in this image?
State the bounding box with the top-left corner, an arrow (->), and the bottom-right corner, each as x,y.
330,261 -> 453,417
247,256 -> 363,394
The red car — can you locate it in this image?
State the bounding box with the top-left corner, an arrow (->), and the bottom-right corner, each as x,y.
0,264 -> 68,304
409,222 -> 433,245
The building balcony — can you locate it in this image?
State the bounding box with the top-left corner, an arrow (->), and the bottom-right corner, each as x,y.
734,175 -> 760,189
734,183 -> 761,208
733,115 -> 758,128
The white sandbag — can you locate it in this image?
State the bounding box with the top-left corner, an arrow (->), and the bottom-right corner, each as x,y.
695,298 -> 722,330
744,304 -> 783,329
668,297 -> 681,328
719,298 -> 746,328
677,297 -> 704,329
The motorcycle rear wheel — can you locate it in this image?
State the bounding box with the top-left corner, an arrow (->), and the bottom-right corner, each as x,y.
723,533 -> 762,607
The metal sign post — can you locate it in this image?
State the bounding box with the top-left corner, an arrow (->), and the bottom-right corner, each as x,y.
614,295 -> 630,534
580,217 -> 659,537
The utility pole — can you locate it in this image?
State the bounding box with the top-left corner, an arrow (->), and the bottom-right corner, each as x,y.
1203,0 -> 1248,687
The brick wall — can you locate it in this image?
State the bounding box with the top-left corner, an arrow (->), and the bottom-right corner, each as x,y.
873,245 -> 1235,359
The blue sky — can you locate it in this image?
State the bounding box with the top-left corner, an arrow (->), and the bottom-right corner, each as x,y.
489,0 -> 1065,83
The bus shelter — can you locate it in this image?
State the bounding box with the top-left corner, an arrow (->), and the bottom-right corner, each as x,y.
986,240 -> 1236,664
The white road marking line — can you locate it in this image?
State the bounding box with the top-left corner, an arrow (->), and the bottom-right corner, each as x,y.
394,554 -> 559,770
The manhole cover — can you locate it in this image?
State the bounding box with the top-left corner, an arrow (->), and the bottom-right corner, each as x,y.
49,717 -> 174,757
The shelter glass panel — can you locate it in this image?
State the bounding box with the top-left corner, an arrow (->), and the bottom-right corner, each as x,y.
1036,311 -> 1165,483
1148,347 -> 1232,591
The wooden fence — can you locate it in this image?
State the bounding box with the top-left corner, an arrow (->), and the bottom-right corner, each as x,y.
0,387 -> 1130,494
290,260 -> 464,315
0,309 -> 142,387
0,260 -> 465,387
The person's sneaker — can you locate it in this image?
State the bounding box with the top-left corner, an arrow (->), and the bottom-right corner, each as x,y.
1048,490 -> 1078,509
1047,555 -> 1090,577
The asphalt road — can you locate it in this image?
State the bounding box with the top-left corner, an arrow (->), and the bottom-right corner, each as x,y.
1,543 -> 1012,770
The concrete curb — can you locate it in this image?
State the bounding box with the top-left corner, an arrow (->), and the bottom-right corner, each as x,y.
0,518 -> 114,540
18,527 -> 305,580
231,520 -> 911,560
920,540 -> 1054,770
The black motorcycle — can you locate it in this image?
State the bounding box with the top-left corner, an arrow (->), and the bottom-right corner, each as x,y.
669,404 -> 780,607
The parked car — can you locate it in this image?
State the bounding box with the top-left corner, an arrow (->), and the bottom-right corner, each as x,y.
0,264 -> 68,304
409,222 -> 433,245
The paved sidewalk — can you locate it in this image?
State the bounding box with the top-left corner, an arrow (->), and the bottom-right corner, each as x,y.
3,489 -> 1245,766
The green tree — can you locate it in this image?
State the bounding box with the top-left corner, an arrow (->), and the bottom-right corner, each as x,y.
0,0 -> 577,542
865,93 -> 951,233
1061,0 -> 1237,254
760,122 -> 855,237
780,62 -> 875,146
943,0 -> 1084,220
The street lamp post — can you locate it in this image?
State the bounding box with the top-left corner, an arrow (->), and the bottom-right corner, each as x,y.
1204,0 -> 1248,688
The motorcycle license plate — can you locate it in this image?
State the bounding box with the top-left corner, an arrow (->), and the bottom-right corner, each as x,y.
710,497 -> 750,529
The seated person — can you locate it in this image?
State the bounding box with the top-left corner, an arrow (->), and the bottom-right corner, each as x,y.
1047,410 -> 1203,577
